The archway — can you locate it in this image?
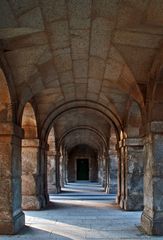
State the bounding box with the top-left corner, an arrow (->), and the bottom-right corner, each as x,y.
0,68 -> 25,234
21,102 -> 43,210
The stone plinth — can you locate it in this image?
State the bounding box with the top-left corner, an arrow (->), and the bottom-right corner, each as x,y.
0,123 -> 25,234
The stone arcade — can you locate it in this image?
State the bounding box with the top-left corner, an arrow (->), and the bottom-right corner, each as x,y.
0,0 -> 163,236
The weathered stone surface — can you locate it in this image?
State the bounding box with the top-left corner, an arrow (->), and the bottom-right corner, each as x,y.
141,133 -> 163,235
0,124 -> 25,234
1,0 -> 163,236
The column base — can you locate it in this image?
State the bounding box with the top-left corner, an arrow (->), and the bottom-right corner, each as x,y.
141,211 -> 163,235
119,196 -> 124,209
22,195 -> 43,210
0,211 -> 25,235
124,195 -> 143,211
116,194 -> 120,204
51,185 -> 61,194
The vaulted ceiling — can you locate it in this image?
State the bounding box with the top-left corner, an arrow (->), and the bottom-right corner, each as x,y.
0,0 -> 163,152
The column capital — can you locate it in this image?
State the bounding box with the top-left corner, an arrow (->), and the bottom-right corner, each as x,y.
149,121 -> 163,133
22,138 -> 40,147
0,122 -> 24,138
125,137 -> 144,147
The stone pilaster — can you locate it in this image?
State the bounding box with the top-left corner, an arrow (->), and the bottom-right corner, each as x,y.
47,153 -> 56,194
54,151 -> 61,193
108,151 -> 118,194
98,156 -> 102,184
102,154 -> 107,190
119,139 -> 125,208
123,138 -> 144,211
22,139 -> 43,210
0,123 -> 25,234
141,122 -> 163,235
40,141 -> 49,207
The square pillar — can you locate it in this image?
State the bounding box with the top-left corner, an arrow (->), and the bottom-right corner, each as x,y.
119,139 -> 125,208
141,122 -> 163,235
54,152 -> 61,193
123,138 -> 144,211
40,141 -> 49,207
22,139 -> 44,210
0,123 -> 25,234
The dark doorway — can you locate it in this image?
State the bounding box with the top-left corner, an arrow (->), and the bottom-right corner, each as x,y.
77,159 -> 89,180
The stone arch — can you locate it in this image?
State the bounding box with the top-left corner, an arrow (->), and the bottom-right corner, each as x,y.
41,100 -> 122,143
21,102 -> 43,210
0,68 -> 25,234
147,46 -> 163,122
22,102 -> 38,138
126,101 -> 143,138
0,68 -> 12,122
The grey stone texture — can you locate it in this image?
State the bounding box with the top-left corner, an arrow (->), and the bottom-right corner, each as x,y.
0,0 -> 163,236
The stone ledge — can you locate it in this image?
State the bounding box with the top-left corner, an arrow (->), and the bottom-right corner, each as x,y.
22,138 -> 40,147
150,122 -> 163,133
0,123 -> 24,138
125,138 -> 144,146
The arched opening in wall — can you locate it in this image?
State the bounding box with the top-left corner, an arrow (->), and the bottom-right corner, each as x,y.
0,68 -> 12,121
68,144 -> 98,182
47,127 -> 56,194
21,102 -> 41,210
0,68 -> 25,234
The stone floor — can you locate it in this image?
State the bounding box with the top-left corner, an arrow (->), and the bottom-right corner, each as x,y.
2,182 -> 163,240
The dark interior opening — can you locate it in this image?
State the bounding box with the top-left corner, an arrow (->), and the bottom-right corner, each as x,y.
77,158 -> 89,180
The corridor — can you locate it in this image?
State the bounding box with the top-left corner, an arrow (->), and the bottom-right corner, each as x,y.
2,182 -> 163,240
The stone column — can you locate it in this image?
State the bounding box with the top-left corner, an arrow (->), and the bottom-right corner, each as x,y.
54,151 -> 61,193
123,138 -> 144,211
102,153 -> 108,191
39,141 -> 49,207
0,123 -> 25,234
119,139 -> 125,208
108,151 -> 118,194
62,150 -> 68,185
65,151 -> 68,184
47,152 -> 56,194
22,139 -> 43,210
60,154 -> 64,188
116,148 -> 121,204
98,156 -> 102,184
141,122 -> 163,235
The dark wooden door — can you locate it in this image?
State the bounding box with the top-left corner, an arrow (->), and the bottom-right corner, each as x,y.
77,159 -> 89,180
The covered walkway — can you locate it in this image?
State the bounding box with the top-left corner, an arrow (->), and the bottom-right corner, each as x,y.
2,182 -> 162,240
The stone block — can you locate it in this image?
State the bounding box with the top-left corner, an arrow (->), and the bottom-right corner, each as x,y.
18,7 -> 44,30
89,57 -> 105,80
71,29 -> 89,60
0,0 -> 17,28
114,30 -> 162,49
88,79 -> 101,93
73,59 -> 88,79
40,0 -> 66,22
90,18 -> 111,59
54,48 -> 72,72
104,58 -> 123,82
49,20 -> 69,50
